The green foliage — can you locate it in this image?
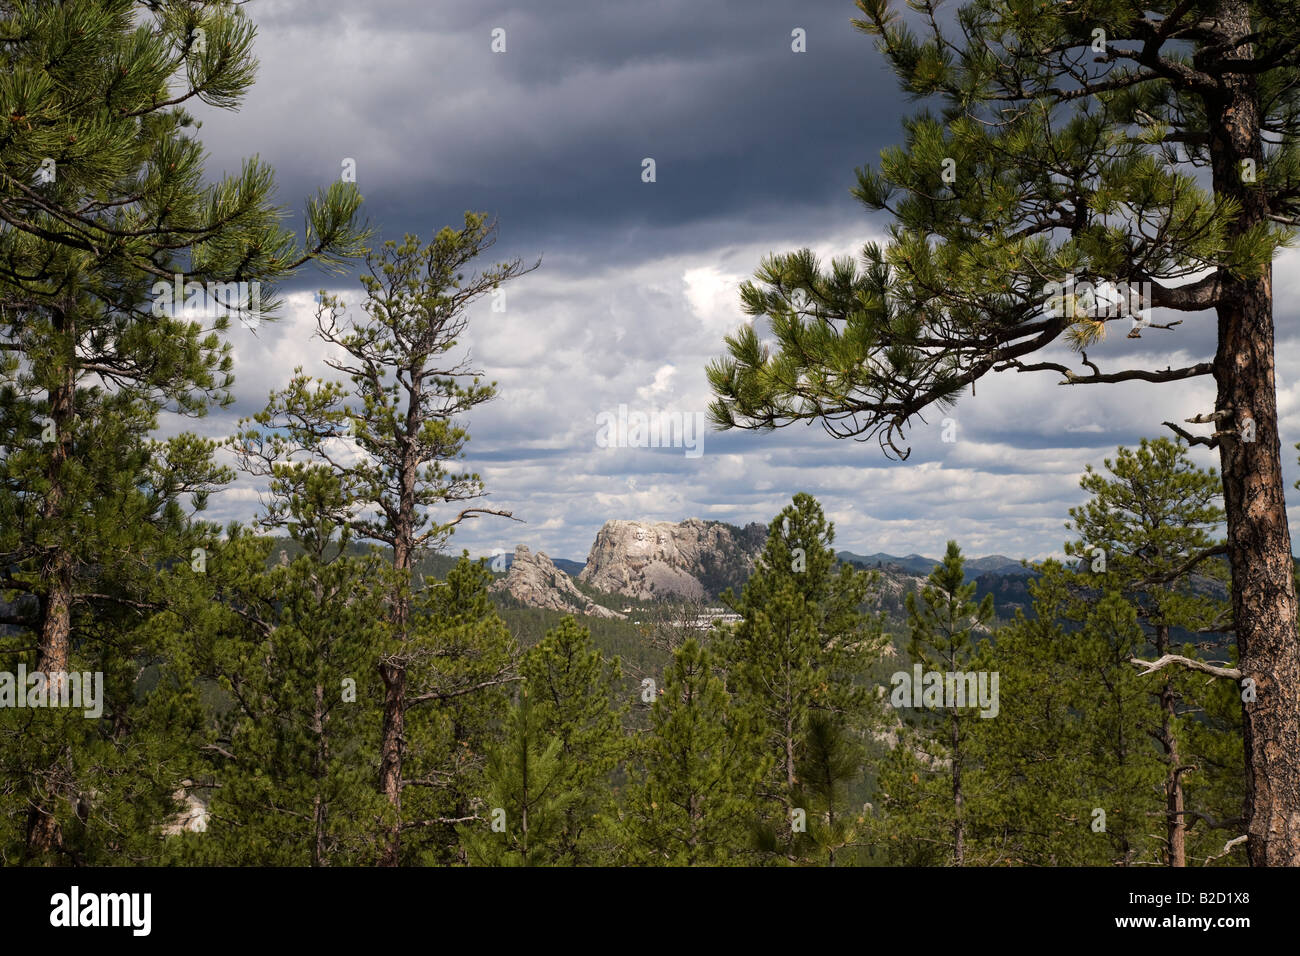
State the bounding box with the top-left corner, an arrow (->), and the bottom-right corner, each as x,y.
176,536 -> 390,866
0,0 -> 364,862
708,1 -> 1300,455
234,213 -> 537,557
980,577 -> 1165,865
517,617 -> 626,863
0,602 -> 212,865
0,399 -> 226,863
461,691 -> 573,867
790,712 -> 869,866
974,440 -> 1243,866
232,212 -> 537,864
1065,438 -> 1230,635
874,541 -> 996,865
719,492 -> 886,862
397,556 -> 517,865
620,639 -> 764,865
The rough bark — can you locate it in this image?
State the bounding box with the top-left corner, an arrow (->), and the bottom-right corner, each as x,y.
1208,0 -> 1300,866
377,371 -> 422,866
36,360 -> 75,680
24,319 -> 76,861
377,658 -> 406,866
951,709 -> 964,867
1155,624 -> 1187,867
312,680 -> 328,867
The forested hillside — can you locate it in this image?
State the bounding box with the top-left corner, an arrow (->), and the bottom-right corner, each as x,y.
2,0 -> 1297,879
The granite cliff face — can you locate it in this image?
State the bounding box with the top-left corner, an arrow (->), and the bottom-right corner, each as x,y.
577,518 -> 768,601
490,545 -> 625,619
490,518 -> 1039,622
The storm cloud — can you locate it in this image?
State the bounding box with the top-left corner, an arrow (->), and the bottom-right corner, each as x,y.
173,0 -> 1300,563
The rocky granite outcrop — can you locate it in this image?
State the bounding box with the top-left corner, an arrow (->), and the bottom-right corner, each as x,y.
491,545 -> 625,619
160,786 -> 209,836
578,518 -> 767,601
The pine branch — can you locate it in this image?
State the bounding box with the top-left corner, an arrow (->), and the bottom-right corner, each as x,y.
406,676 -> 524,707
996,355 -> 1213,385
1131,544 -> 1228,589
1162,420 -> 1220,449
1129,654 -> 1241,680
399,816 -> 479,831
1203,834 -> 1248,865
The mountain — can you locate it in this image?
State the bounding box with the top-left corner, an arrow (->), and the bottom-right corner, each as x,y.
578,518 -> 768,601
965,555 -> 1032,574
490,545 -> 625,619
838,551 -> 943,576
491,524 -> 1043,621
492,552 -> 585,576
837,550 -> 1033,578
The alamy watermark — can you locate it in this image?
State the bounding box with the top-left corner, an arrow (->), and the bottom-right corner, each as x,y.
50,886 -> 151,936
889,665 -> 999,718
151,273 -> 263,324
0,665 -> 103,718
1043,274 -> 1153,331
595,404 -> 705,459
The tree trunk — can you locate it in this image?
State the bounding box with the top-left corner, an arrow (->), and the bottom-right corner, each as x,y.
1155,624 -> 1187,867
25,330 -> 76,861
377,608 -> 407,866
520,741 -> 530,866
37,364 -> 75,680
312,681 -> 328,867
1207,0 -> 1300,866
784,705 -> 796,791
377,376 -> 422,866
951,709 -> 964,866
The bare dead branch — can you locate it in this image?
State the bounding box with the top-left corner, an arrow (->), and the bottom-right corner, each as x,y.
1203,835 -> 1248,865
406,676 -> 524,707
1129,654 -> 1242,680
399,816 -> 479,831
1162,420 -> 1219,449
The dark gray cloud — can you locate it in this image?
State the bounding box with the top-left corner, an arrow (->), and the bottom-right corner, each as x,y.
166,0 -> 1300,563
193,0 -> 900,272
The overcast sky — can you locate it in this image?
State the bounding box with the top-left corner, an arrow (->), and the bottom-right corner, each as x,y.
170,0 -> 1300,563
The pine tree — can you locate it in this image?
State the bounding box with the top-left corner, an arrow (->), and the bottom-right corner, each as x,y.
517,617 -> 625,864
1065,438 -> 1240,865
235,214 -> 537,864
621,639 -> 763,865
718,492 -> 885,862
0,0 -> 365,859
791,712 -> 868,866
0,413 -> 228,863
708,0 -> 1300,864
989,580 -> 1165,865
461,691 -> 573,867
875,542 -> 994,865
178,533 -> 390,866
397,556 -> 517,865
977,440 -> 1243,866
159,447 -> 387,866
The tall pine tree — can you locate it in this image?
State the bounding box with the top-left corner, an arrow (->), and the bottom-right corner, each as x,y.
708,0 -> 1300,864
719,492 -> 885,863
0,0 -> 365,859
621,639 -> 763,865
978,440 -> 1243,865
517,617 -> 625,864
235,215 -> 536,864
875,542 -> 995,866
